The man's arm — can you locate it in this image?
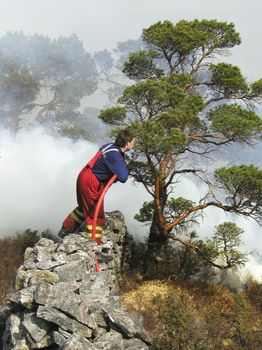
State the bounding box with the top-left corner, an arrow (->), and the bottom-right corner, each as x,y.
105,151 -> 128,183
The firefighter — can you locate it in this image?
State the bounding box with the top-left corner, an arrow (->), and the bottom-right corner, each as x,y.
58,129 -> 135,247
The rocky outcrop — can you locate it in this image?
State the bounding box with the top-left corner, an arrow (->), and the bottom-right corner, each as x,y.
1,211 -> 152,350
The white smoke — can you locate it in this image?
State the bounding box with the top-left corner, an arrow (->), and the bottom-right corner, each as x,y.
172,175 -> 262,282
0,127 -> 261,281
0,127 -> 89,235
0,127 -> 148,238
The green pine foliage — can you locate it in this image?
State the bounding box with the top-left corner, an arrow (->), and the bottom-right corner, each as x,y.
99,18 -> 262,269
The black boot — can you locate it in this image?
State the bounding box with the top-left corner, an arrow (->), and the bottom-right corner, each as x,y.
58,228 -> 70,239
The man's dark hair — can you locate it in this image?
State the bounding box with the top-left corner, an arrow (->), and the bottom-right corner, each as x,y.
115,129 -> 134,148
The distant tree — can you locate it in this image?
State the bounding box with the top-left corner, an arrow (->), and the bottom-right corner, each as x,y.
94,39 -> 144,104
41,229 -> 59,243
0,32 -> 97,132
205,222 -> 248,269
99,19 -> 262,267
0,53 -> 40,131
10,229 -> 40,254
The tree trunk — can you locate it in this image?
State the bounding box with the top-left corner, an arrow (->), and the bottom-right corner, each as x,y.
148,182 -> 168,243
10,111 -> 20,134
143,187 -> 169,275
148,212 -> 168,243
141,174 -> 173,277
143,216 -> 169,277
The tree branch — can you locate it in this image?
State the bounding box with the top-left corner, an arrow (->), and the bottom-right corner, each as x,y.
164,232 -> 234,270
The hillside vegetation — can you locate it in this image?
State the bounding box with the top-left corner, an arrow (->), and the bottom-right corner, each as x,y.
121,278 -> 262,350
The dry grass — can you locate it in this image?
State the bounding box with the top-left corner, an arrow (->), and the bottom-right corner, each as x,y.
120,278 -> 262,350
0,239 -> 24,303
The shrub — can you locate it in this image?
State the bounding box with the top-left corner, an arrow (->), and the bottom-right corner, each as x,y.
0,238 -> 22,303
203,285 -> 262,349
121,280 -> 210,350
121,280 -> 262,350
244,277 -> 262,311
0,229 -> 40,303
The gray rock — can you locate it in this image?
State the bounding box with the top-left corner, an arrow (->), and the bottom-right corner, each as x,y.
22,312 -> 53,346
36,238 -> 57,249
80,271 -> 113,299
54,260 -> 87,282
94,330 -> 125,350
52,331 -> 67,347
105,211 -> 125,233
33,245 -> 53,263
89,304 -> 108,329
56,281 -> 80,293
23,261 -> 38,270
93,326 -> 108,338
67,250 -> 92,263
57,234 -> 96,254
6,286 -> 36,309
52,251 -> 68,264
61,333 -> 98,350
24,247 -> 35,261
34,283 -> 97,329
36,260 -> 63,270
37,306 -> 93,338
58,328 -> 72,338
102,307 -> 152,345
22,313 -> 52,342
15,269 -> 59,290
27,334 -> 53,349
100,259 -> 115,272
124,338 -> 151,350
15,266 -> 30,290
53,328 -> 72,347
33,283 -> 52,305
0,303 -> 11,331
2,313 -> 30,350
23,247 -> 37,270
34,281 -> 80,300
100,241 -> 113,252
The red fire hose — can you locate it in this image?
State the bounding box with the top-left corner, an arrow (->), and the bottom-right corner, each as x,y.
92,174 -> 117,272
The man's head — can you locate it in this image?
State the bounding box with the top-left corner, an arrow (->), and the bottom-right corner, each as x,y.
115,129 -> 135,152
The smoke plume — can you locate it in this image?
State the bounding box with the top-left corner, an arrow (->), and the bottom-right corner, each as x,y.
0,127 -> 261,281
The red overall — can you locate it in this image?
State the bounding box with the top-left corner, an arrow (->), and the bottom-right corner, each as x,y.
62,150 -> 106,244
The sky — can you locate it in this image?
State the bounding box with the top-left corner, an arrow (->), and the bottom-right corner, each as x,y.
0,0 -> 261,81
0,0 -> 262,280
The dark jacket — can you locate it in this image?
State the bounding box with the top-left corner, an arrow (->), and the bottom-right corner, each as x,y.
92,143 -> 128,183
